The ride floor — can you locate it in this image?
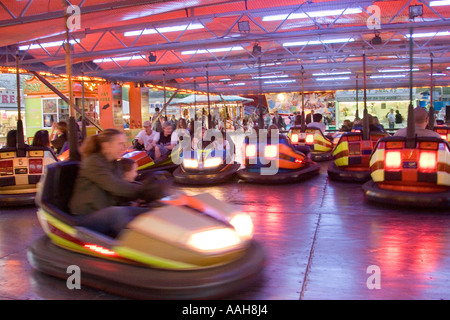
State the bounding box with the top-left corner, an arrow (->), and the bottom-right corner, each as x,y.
1,160 -> 449,300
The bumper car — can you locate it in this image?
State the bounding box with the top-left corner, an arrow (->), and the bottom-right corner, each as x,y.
28,160 -> 264,299
0,122 -> 58,206
122,147 -> 179,178
173,146 -> 240,185
237,132 -> 320,184
362,135 -> 450,207
287,127 -> 334,161
434,126 -> 449,142
328,132 -> 388,182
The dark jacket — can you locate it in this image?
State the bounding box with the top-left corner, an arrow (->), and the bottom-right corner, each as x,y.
69,153 -> 143,215
51,132 -> 67,154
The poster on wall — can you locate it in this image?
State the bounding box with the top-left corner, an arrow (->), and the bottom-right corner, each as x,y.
112,84 -> 123,127
98,84 -> 123,129
265,91 -> 336,125
266,92 -> 335,114
140,87 -> 149,126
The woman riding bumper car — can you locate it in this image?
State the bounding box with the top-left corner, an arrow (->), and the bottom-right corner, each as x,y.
28,128 -> 264,299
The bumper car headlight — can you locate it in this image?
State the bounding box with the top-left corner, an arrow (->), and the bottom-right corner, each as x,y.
204,157 -> 223,168
230,213 -> 254,240
187,228 -> 241,253
183,159 -> 199,168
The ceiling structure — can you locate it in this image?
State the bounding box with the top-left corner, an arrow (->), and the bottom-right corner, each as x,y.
0,0 -> 449,95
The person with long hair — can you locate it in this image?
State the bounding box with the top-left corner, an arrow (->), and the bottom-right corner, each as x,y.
50,121 -> 68,154
32,130 -> 51,148
69,128 -> 164,238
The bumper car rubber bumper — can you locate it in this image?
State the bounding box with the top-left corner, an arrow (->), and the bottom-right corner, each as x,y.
236,162 -> 320,184
327,162 -> 371,182
310,151 -> 333,162
27,236 -> 265,300
0,191 -> 36,207
362,180 -> 450,208
173,164 -> 241,185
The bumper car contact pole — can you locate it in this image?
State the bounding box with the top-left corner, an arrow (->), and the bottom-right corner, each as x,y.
428,53 -> 435,130
15,52 -> 26,157
362,53 -> 369,140
406,27 -> 416,148
63,1 -> 81,161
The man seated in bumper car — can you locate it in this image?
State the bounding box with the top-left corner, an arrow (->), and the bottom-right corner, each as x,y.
362,107 -> 450,207
393,107 -> 441,139
134,120 -> 161,160
124,120 -> 179,174
69,128 -> 164,238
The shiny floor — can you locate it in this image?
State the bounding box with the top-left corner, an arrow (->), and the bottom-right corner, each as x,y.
1,160 -> 449,300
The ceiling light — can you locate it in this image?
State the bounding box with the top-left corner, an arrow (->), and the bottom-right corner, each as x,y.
181,46 -> 244,55
370,74 -> 406,79
262,8 -> 362,21
19,39 -> 79,50
378,68 -> 419,73
430,1 -> 450,7
124,23 -> 204,36
405,31 -> 450,38
315,76 -> 350,81
264,79 -> 296,84
93,56 -> 144,63
252,75 -> 288,79
312,71 -> 351,76
228,82 -> 246,86
283,38 -> 354,47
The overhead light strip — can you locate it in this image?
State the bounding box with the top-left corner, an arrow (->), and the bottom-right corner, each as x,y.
429,1 -> 450,7
124,23 -> 204,37
181,46 -> 244,55
405,31 -> 450,38
262,8 -> 362,21
283,38 -> 354,47
19,39 -> 80,50
93,56 -> 144,63
370,74 -> 406,79
315,76 -> 350,81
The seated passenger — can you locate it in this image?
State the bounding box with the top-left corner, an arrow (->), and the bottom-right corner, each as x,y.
340,120 -> 353,132
155,121 -> 176,161
171,118 -> 190,145
32,130 -> 51,148
394,107 -> 441,139
291,114 -> 303,128
135,120 -> 160,159
307,113 -> 326,134
50,121 -> 68,155
371,116 -> 386,133
367,114 -> 384,133
3,130 -> 17,148
117,157 -> 147,207
192,126 -> 230,154
118,157 -> 139,183
69,129 -> 163,238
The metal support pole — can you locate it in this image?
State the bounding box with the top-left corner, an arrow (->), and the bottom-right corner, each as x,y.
301,65 -> 306,132
206,69 -> 211,128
